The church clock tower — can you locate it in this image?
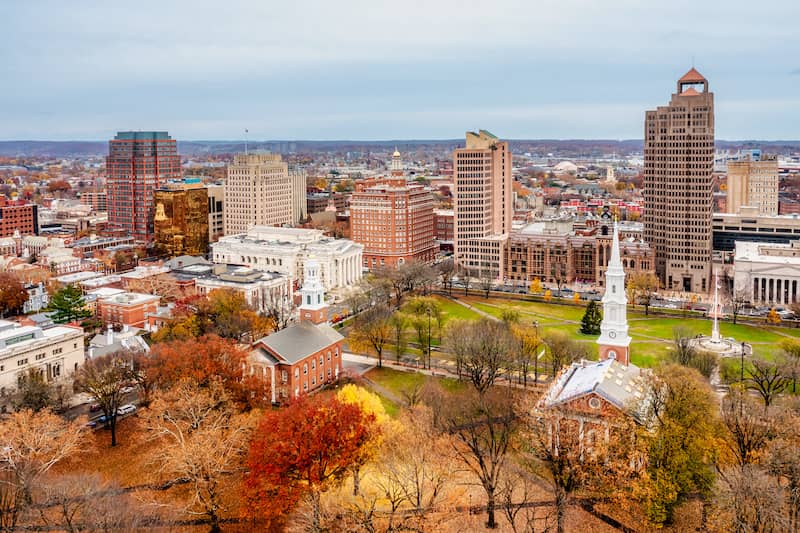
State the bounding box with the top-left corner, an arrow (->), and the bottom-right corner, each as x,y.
597,222 -> 632,365
299,259 -> 328,325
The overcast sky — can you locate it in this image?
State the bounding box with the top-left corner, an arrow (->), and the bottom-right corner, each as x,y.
1,0 -> 798,140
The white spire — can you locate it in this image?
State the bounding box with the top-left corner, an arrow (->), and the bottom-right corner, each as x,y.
607,221 -> 623,274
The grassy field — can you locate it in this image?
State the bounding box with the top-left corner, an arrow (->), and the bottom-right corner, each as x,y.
363,366 -> 464,397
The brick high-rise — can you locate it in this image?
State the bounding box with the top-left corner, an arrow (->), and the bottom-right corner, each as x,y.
453,130 -> 512,279
106,131 -> 181,242
643,69 -> 714,293
350,177 -> 436,270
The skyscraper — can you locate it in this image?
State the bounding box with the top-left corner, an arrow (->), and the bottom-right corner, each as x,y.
106,131 -> 181,242
453,130 -> 512,279
726,151 -> 779,216
643,69 -> 714,293
223,153 -> 306,235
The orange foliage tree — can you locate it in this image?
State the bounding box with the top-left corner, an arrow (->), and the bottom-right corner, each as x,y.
146,334 -> 264,408
243,396 -> 376,529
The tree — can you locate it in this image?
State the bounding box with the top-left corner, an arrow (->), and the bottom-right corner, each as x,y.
243,396 -> 376,530
638,365 -> 723,526
726,287 -> 750,325
0,273 -> 27,318
73,351 -> 134,446
550,261 -> 567,295
579,300 -> 602,335
0,409 -> 85,507
458,265 -> 472,296
542,330 -> 588,377
143,379 -> 254,532
511,324 -> 542,387
720,391 -> 779,468
407,297 -> 441,369
780,339 -> 800,392
746,357 -> 789,408
445,319 -> 517,394
711,466 -> 788,533
478,268 -> 494,299
48,285 -> 91,324
437,388 -> 517,529
529,277 -> 543,295
11,369 -> 54,412
767,308 -> 781,324
348,304 -> 392,368
206,288 -> 272,342
389,312 -> 408,363
627,271 -> 659,316
438,258 -> 455,295
147,334 -> 258,408
671,326 -> 696,366
336,384 -> 387,496
544,289 -> 552,302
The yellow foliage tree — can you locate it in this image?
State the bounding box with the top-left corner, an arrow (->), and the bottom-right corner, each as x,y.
336,384 -> 391,496
544,289 -> 552,302
767,308 -> 781,324
529,278 -> 543,294
572,291 -> 581,304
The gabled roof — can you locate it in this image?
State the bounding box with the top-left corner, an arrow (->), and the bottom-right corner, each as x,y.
541,358 -> 650,423
680,87 -> 701,97
679,67 -> 706,83
254,321 -> 343,364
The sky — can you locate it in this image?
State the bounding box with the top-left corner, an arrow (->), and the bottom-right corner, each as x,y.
1,0 -> 799,141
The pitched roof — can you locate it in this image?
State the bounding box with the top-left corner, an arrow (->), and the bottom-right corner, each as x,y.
680,87 -> 701,96
679,67 -> 706,83
255,321 -> 343,364
541,358 -> 650,423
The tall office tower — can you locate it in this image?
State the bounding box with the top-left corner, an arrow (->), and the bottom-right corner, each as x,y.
726,150 -> 779,216
453,130 -> 512,279
290,167 -> 308,224
206,184 -> 225,242
153,182 -> 210,257
106,131 -> 181,242
643,69 -> 714,293
224,153 -> 306,235
350,178 -> 436,269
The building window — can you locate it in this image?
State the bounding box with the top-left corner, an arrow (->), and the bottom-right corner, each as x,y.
294,368 -> 299,379
303,364 -> 308,375
311,360 -> 316,370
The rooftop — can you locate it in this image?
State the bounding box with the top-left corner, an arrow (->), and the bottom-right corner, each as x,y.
254,321 -> 343,364
678,67 -> 706,83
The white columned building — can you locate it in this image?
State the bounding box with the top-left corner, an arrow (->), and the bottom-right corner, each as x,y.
734,240 -> 800,306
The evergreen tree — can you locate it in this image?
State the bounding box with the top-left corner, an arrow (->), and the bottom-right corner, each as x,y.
49,285 -> 91,324
580,300 -> 602,335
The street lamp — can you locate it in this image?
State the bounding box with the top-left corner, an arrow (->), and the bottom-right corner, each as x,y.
426,306 -> 432,370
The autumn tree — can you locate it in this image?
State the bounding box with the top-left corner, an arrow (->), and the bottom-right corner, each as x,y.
0,273 -> 27,318
529,277 -> 543,295
711,466 -> 788,533
389,312 -> 408,362
542,330 -> 588,378
445,319 -> 517,394
205,288 -> 272,342
244,396 -> 376,530
0,409 -> 85,508
720,391 -> 779,468
438,258 -> 455,295
11,369 -> 54,412
336,384 -> 387,496
48,285 -> 91,324
579,300 -> 602,335
437,387 -> 517,529
348,304 -> 392,368
638,365 -> 723,526
511,324 -> 542,387
627,271 -> 659,315
147,334 -> 259,408
143,379 -> 254,532
407,297 -> 442,369
74,350 -> 135,446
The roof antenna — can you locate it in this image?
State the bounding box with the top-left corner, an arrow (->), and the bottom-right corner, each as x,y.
245,129 -> 249,155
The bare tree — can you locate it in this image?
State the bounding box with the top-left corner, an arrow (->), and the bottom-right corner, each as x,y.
438,388 -> 517,529
712,466 -> 788,533
445,319 -> 518,394
263,295 -> 296,331
438,258 -> 455,295
671,326 -> 696,366
478,267 -> 494,299
389,312 -> 408,363
74,350 -> 135,446
746,358 -> 789,408
721,391 -> 779,467
511,324 -> 542,388
143,378 -> 254,532
542,330 -> 588,378
458,265 -> 473,296
0,409 -> 85,507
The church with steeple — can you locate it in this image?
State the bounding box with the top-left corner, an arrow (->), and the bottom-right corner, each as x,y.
538,222 -> 650,428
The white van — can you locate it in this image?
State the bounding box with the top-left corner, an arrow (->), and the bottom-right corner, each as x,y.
116,404 -> 137,416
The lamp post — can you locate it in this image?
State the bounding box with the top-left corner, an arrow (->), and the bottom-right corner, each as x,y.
426,306 -> 432,370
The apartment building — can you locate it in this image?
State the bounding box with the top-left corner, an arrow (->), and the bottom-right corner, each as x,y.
0,197 -> 38,238
727,150 -> 779,216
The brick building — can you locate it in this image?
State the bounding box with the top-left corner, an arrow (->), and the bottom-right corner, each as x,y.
96,292 -> 160,328
247,261 -> 343,404
106,131 -> 181,242
0,197 -> 38,238
350,178 -> 436,269
434,209 -> 454,252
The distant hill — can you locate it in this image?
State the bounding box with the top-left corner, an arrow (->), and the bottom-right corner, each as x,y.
1,139 -> 799,158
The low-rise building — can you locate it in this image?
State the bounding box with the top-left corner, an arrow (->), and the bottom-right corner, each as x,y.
733,240 -> 800,305
96,292 -> 160,328
0,320 -> 83,394
22,282 -> 49,314
175,264 -> 290,315
712,209 -> 800,251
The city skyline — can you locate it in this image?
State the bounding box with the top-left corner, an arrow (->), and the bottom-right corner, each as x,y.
2,0 -> 799,141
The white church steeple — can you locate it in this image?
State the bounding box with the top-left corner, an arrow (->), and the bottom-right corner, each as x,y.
596,222 -> 632,365
299,259 -> 328,324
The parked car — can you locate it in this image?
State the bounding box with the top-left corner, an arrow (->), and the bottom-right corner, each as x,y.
116,404 -> 137,416
89,403 -> 102,412
120,386 -> 135,395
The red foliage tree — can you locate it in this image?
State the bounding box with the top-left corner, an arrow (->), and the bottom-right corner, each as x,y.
243,396 -> 376,528
0,273 -> 27,318
146,334 -> 264,408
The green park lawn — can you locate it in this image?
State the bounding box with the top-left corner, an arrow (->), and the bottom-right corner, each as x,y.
364,366 -> 464,398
